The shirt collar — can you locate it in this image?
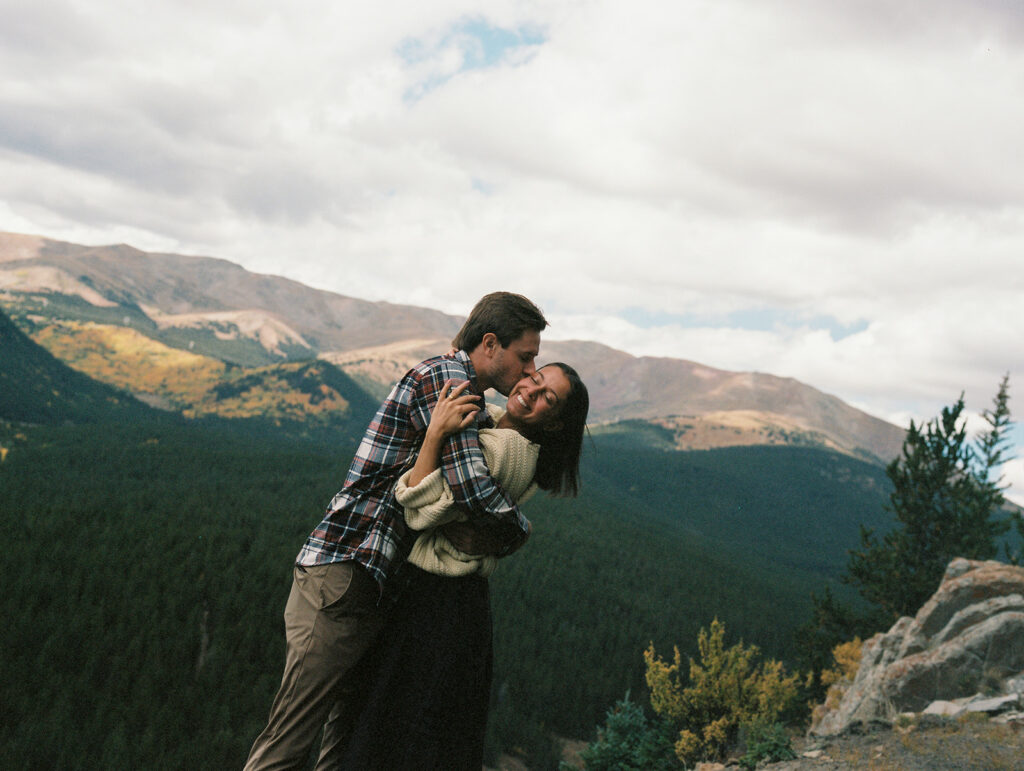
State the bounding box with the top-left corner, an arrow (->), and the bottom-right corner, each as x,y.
452,348 -> 481,393
451,349 -> 494,428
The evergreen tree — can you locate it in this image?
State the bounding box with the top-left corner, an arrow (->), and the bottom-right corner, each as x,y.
978,376 -> 1024,565
1009,511 -> 1024,566
570,695 -> 679,771
793,585 -> 886,683
846,377 -> 1013,620
797,377 -> 1018,680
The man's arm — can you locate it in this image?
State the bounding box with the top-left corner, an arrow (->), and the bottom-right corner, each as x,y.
442,518 -> 531,556
411,360 -> 530,555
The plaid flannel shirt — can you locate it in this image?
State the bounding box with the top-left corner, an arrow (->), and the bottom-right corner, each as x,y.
296,349 -> 530,594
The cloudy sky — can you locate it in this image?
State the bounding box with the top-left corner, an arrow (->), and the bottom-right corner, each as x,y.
1,0 -> 1022,501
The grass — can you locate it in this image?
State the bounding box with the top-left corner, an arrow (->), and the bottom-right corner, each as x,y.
823,716 -> 1024,771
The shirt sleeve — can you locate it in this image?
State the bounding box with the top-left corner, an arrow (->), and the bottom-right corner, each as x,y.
410,360 -> 530,554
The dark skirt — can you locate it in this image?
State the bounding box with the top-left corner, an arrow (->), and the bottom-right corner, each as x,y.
338,565 -> 493,771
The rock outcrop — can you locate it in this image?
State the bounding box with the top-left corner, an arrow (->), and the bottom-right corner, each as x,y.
811,558 -> 1024,737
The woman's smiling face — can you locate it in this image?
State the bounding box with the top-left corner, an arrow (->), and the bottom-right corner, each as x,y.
504,365 -> 572,430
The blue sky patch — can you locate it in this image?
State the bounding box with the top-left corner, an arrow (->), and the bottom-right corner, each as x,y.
398,17 -> 546,101
470,177 -> 494,195
619,306 -> 869,341
1008,422 -> 1024,452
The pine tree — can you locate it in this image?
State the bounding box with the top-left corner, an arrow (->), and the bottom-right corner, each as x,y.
797,377 -> 1019,683
981,375 -> 1024,565
846,377 -> 1013,620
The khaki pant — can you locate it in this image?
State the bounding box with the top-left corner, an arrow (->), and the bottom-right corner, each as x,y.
244,561 -> 385,771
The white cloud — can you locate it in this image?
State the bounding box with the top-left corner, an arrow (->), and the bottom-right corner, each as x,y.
1,0 -> 1023,504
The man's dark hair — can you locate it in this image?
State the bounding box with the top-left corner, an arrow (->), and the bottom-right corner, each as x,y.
451,291 -> 548,352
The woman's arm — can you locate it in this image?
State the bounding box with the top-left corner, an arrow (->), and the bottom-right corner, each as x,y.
398,379 -> 479,531
407,379 -> 480,486
396,471 -> 459,530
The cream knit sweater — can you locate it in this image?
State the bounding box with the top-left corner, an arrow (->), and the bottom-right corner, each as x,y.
394,406 -> 539,577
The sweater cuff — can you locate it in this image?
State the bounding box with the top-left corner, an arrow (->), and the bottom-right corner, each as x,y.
395,467 -> 447,507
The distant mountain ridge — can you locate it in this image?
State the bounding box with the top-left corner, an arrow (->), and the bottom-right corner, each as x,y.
0,230 -> 905,462
0,308 -> 380,447
0,231 -> 462,355
0,307 -> 156,425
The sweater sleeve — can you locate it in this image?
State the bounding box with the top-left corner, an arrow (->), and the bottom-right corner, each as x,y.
402,426 -> 541,576
394,467 -> 462,531
398,425 -> 539,532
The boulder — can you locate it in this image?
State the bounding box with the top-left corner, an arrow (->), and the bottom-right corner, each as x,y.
811,558 -> 1024,737
963,693 -> 1020,714
922,700 -> 962,717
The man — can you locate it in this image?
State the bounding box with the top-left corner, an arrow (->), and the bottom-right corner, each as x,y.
244,291 -> 547,770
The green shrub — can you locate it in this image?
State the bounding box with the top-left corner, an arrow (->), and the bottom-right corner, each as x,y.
739,718 -> 796,769
570,695 -> 680,770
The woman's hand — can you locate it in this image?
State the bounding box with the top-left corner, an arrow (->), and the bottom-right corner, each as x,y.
407,380 -> 480,488
426,380 -> 481,440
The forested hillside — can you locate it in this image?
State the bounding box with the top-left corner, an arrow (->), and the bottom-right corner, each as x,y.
1,305 -> 894,768
0,306 -> 157,425
0,421 -> 349,768
0,415 -> 890,768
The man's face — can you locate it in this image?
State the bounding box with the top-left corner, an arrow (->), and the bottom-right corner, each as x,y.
505,365 -> 572,429
488,329 -> 541,396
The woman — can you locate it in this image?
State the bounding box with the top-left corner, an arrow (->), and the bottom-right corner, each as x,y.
336,363 -> 589,770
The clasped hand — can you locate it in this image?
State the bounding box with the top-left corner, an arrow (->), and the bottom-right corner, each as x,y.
426,379 -> 481,439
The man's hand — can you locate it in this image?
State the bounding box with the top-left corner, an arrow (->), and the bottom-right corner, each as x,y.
442,519 -> 529,557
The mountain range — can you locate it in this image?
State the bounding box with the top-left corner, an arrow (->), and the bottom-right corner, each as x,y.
0,230 -> 904,463
1,230 -> 909,767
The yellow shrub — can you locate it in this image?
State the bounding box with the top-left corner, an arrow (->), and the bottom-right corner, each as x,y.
811,638 -> 863,730
820,638 -> 862,688
644,643 -> 687,723
645,619 -> 801,765
674,729 -> 700,761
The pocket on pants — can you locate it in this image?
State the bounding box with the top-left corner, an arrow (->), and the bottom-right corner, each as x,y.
296,562 -> 378,619
293,562 -> 353,612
